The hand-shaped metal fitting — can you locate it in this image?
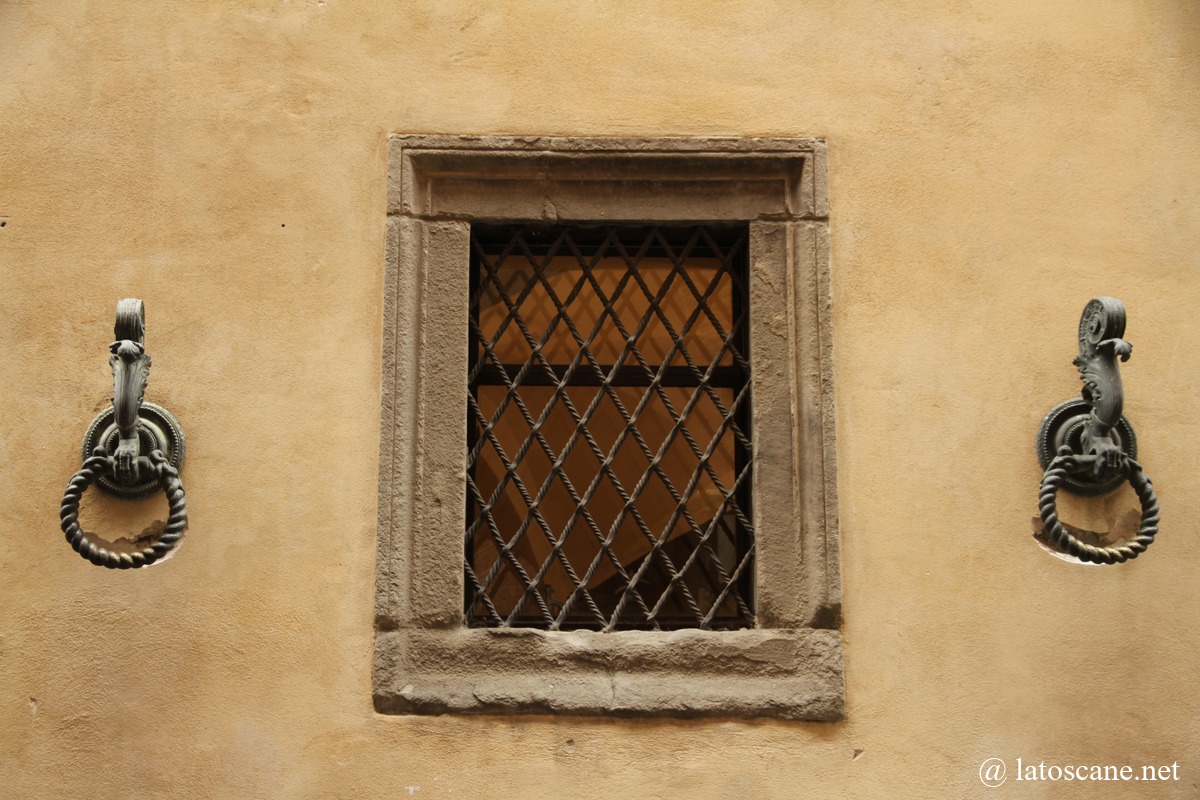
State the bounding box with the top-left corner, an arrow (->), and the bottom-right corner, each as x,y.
1034,297 -> 1159,563
60,299 -> 188,568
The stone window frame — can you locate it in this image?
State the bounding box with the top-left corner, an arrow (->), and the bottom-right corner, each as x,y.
375,135 -> 843,720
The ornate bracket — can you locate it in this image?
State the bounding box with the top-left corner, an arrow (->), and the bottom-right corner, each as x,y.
59,299 -> 187,568
1034,297 -> 1159,563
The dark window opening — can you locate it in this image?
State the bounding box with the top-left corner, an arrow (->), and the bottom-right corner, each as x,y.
465,223 -> 754,631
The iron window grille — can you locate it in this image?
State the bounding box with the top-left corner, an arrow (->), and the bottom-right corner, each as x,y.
465,222 -> 754,631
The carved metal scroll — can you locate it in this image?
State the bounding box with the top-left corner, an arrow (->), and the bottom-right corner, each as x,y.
1034,297 -> 1159,564
59,299 -> 188,568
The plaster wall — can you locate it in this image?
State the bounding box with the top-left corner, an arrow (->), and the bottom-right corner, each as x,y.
2,2 -> 1199,797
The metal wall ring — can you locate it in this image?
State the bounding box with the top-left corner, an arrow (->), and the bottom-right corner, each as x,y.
59,448 -> 188,569
1038,446 -> 1159,564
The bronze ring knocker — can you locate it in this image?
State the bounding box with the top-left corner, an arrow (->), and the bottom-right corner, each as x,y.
1034,297 -> 1160,563
58,299 -> 188,568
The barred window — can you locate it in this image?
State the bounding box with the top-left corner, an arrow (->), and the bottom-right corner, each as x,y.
376,136 -> 843,719
466,224 -> 753,630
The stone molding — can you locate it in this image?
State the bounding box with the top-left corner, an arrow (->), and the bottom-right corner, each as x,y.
376,135 -> 841,719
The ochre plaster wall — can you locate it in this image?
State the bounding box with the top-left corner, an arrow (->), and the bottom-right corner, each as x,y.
2,2 -> 1199,797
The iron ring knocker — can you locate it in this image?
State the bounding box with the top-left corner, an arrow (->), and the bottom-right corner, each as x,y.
1034,297 -> 1162,564
60,299 -> 188,568
60,449 -> 188,569
1038,446 -> 1159,564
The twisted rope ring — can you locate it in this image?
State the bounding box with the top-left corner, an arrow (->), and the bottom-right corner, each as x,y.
1038,447 -> 1159,564
59,448 -> 187,569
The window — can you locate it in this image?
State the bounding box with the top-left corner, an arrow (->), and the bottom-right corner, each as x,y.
466,223 -> 754,631
376,136 -> 842,719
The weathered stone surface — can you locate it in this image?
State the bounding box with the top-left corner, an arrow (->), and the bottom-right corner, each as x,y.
374,629 -> 844,719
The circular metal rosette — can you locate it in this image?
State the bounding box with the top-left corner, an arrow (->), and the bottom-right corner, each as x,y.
1035,398 -> 1136,497
81,402 -> 186,499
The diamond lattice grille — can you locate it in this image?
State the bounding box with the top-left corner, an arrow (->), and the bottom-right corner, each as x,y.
465,223 -> 754,631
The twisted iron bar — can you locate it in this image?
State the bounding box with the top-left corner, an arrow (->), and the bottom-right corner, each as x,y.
60,448 -> 187,569
1038,446 -> 1159,564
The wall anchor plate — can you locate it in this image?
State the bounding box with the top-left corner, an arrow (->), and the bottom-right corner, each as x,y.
81,402 -> 186,499
1036,398 -> 1136,497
